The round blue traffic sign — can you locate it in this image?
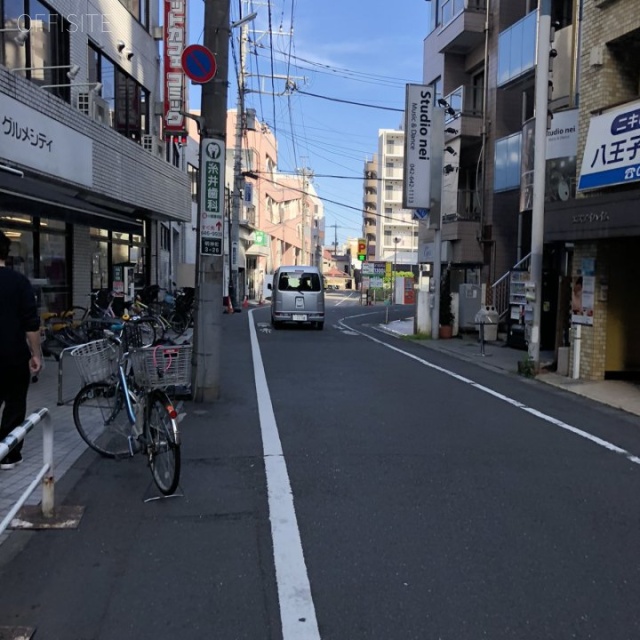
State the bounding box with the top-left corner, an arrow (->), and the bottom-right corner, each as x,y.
181,44 -> 217,84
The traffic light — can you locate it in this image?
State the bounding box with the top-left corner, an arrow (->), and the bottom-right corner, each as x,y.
357,238 -> 366,261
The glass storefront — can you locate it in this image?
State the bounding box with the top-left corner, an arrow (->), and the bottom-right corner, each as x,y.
0,213 -> 69,313
1,212 -> 147,318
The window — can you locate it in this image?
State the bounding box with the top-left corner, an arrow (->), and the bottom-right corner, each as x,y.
497,11 -> 537,86
187,163 -> 198,201
1,214 -> 70,313
472,71 -> 484,115
494,133 -> 522,191
117,0 -> 149,28
1,0 -> 71,101
88,43 -> 149,141
160,225 -> 170,251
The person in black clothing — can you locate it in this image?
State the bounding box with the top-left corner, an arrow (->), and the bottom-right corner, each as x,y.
0,230 -> 42,470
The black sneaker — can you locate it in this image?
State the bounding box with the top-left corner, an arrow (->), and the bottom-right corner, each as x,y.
1,452 -> 23,470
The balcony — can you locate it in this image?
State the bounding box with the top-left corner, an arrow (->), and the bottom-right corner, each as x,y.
384,167 -> 404,180
435,0 -> 486,55
442,85 -> 483,144
364,191 -> 377,206
240,205 -> 257,227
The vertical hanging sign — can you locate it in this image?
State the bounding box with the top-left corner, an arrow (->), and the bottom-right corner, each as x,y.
163,0 -> 187,137
403,84 -> 433,209
200,138 -> 226,256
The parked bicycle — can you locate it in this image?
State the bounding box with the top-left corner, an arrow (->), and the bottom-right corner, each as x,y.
133,284 -> 192,338
69,323 -> 188,495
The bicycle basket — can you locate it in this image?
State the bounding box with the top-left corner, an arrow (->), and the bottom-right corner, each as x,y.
128,344 -> 192,389
122,322 -> 145,350
69,339 -> 118,385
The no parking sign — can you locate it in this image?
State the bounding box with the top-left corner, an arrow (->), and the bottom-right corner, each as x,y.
181,44 -> 217,84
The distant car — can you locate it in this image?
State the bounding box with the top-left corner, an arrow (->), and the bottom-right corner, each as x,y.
269,265 -> 325,330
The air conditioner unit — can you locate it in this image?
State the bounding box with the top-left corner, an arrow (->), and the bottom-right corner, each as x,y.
76,92 -> 111,126
142,134 -> 165,159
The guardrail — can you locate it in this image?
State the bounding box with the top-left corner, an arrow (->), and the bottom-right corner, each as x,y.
0,408 -> 52,536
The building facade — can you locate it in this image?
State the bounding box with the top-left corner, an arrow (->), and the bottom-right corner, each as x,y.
0,0 -> 191,315
363,155 -> 377,260
422,0 -> 640,381
547,0 -> 640,381
375,129 -> 419,266
182,108 -> 324,303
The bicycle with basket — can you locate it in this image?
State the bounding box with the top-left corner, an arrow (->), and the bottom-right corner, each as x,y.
69,322 -> 190,496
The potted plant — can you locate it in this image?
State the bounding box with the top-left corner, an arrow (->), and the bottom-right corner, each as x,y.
439,269 -> 454,339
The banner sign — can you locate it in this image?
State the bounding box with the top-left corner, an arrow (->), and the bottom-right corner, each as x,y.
578,99 -> 640,191
403,84 -> 434,209
163,0 -> 187,137
200,138 -> 226,256
520,108 -> 578,211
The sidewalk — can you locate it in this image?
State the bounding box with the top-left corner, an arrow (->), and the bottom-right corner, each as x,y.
378,317 -> 640,418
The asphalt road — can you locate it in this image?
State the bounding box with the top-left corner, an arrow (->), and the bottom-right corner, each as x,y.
2,290 -> 640,639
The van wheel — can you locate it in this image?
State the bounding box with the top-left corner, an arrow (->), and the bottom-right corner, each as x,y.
314,321 -> 324,331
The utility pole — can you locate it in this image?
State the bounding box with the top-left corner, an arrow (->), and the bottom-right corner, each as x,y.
430,107 -> 444,340
528,0 -> 552,370
191,0 -> 229,402
230,19 -> 249,311
298,167 -> 313,264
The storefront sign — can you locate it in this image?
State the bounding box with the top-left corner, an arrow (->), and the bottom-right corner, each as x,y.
403,84 -> 434,209
163,0 -> 187,137
0,92 -> 92,186
200,138 -> 225,256
578,99 -> 640,191
520,109 -> 578,211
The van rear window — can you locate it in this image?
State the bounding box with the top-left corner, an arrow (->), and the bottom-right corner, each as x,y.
277,272 -> 322,292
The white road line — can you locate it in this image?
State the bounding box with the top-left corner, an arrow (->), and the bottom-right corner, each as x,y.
342,318 -> 640,468
248,310 -> 321,640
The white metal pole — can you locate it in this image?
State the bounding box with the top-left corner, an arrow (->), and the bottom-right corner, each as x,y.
529,0 -> 552,368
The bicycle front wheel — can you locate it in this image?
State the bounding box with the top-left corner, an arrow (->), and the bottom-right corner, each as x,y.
73,382 -> 134,458
146,391 -> 181,495
167,311 -> 188,336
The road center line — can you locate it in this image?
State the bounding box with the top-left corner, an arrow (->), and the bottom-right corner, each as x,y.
341,318 -> 640,467
248,310 -> 321,640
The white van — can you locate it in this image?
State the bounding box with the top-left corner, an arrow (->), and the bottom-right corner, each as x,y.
269,265 -> 325,330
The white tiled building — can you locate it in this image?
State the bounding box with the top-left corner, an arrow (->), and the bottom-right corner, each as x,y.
376,128 -> 418,266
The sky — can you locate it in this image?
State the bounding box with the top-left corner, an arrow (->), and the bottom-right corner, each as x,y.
187,0 -> 429,248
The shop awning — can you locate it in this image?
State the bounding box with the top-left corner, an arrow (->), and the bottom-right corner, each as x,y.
0,170 -> 143,233
245,243 -> 270,257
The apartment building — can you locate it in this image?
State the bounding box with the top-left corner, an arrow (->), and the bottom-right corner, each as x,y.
376,129 -> 419,265
422,1 -> 577,346
363,155 -> 377,260
0,0 -> 191,314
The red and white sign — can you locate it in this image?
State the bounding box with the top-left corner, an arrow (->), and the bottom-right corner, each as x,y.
163,0 -> 187,137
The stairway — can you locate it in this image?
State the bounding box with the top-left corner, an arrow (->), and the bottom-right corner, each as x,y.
490,253 -> 531,324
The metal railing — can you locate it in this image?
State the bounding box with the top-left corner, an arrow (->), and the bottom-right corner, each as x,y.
441,0 -> 486,27
490,253 -> 531,321
0,408 -> 52,535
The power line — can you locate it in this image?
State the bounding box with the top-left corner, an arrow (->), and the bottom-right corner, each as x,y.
294,89 -> 404,112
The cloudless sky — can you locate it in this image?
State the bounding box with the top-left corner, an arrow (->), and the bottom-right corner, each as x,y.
187,0 -> 428,248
